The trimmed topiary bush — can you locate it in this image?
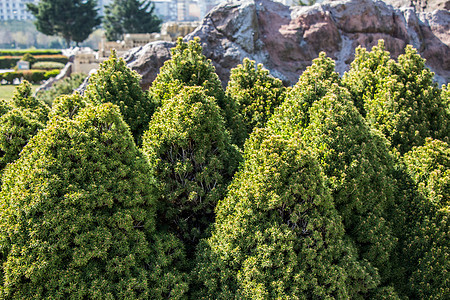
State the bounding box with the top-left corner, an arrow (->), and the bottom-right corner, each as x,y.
194,129 -> 379,299
0,81 -> 49,174
150,37 -> 244,146
143,86 -> 240,250
269,52 -> 340,134
0,102 -> 156,299
344,41 -> 449,155
226,58 -> 286,141
85,50 -> 155,145
302,84 -> 398,290
32,61 -> 65,70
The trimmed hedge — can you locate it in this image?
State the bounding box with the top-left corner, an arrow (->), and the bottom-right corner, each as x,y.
0,54 -> 68,69
0,49 -> 62,56
32,61 -> 65,70
0,69 -> 60,84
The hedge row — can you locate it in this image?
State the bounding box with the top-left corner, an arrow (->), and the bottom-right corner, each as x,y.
0,69 -> 60,84
0,49 -> 62,57
31,61 -> 66,70
0,55 -> 68,69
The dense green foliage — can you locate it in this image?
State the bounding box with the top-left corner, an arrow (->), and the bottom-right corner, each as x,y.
0,70 -> 60,84
194,129 -> 379,298
390,139 -> 450,298
0,102 -> 156,299
226,58 -> 286,140
269,52 -> 339,134
27,0 -> 101,47
85,51 -> 154,145
343,40 -> 449,154
143,86 -> 239,249
404,138 -> 450,209
301,85 -> 398,289
0,54 -> 68,69
36,73 -> 86,106
0,49 -> 62,57
0,81 -> 49,174
150,38 -> 245,146
0,39 -> 448,299
31,61 -> 65,70
103,0 -> 162,41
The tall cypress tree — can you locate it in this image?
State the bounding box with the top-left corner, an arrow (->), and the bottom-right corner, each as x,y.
0,103 -> 156,299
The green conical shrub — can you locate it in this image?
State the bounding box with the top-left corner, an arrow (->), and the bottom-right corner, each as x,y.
342,40 -> 391,116
226,58 -> 286,141
149,37 -> 244,146
0,81 -> 49,174
49,92 -> 89,120
344,41 -> 449,154
0,102 -> 156,299
85,50 -> 155,145
194,129 -> 378,299
302,84 -> 398,288
269,52 -> 339,134
143,86 -> 240,250
404,138 -> 449,209
401,138 -> 449,298
10,80 -> 49,124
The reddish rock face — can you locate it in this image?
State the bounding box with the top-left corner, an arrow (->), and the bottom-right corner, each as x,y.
124,0 -> 450,89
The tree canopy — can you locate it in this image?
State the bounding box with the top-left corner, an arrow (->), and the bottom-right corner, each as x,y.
103,0 -> 162,41
27,0 -> 101,47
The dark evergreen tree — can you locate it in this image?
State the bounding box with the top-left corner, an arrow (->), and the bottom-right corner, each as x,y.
194,129 -> 378,299
85,50 -> 155,145
150,38 -> 245,146
103,0 -> 162,41
0,103 -> 156,299
226,58 -> 286,141
27,0 -> 101,47
143,86 -> 240,250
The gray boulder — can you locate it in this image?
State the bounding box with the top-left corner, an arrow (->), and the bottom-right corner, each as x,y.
124,0 -> 450,88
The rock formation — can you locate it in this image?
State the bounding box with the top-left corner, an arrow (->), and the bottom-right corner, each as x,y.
124,0 -> 450,88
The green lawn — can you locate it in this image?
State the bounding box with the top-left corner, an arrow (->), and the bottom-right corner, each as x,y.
0,84 -> 40,100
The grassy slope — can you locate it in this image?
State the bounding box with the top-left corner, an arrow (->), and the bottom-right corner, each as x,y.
0,84 -> 40,100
